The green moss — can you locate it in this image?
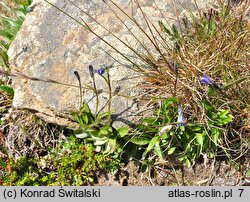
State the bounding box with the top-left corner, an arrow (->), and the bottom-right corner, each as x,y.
2,135 -> 123,186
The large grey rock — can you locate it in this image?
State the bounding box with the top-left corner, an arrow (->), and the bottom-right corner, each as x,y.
8,0 -> 210,127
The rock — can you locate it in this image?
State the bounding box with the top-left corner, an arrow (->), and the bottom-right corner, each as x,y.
8,0 -> 210,127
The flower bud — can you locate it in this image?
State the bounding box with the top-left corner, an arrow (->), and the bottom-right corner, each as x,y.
88,65 -> 94,78
74,71 -> 81,81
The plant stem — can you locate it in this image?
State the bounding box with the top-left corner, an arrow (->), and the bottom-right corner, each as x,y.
107,70 -> 112,125
92,76 -> 99,120
101,70 -> 112,125
73,71 -> 83,112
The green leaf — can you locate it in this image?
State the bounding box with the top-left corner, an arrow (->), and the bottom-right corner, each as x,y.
195,133 -> 204,146
143,136 -> 159,158
103,139 -> 116,154
91,134 -> 107,141
117,127 -> 129,138
75,132 -> 89,139
153,141 -> 163,159
81,114 -> 89,124
159,21 -> 173,36
143,117 -> 157,124
208,151 -> 215,158
146,136 -> 159,153
219,109 -> 229,117
99,127 -> 109,135
216,109 -> 234,126
201,99 -> 214,112
96,112 -> 109,120
168,147 -> 176,155
178,154 -> 186,161
71,113 -> 80,123
0,85 -> 14,96
130,137 -> 151,145
82,102 -> 91,114
196,145 -> 202,157
1,16 -> 21,28
185,159 -> 191,167
211,129 -> 220,145
91,131 -> 106,140
172,24 -> 180,40
188,125 -> 203,132
99,125 -> 113,135
160,132 -> 169,140
85,127 -> 98,133
94,138 -> 108,146
162,97 -> 178,111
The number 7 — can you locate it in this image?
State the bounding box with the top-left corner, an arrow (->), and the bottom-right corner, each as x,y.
238,189 -> 244,197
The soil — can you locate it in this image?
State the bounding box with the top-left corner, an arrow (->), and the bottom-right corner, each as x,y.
95,158 -> 250,186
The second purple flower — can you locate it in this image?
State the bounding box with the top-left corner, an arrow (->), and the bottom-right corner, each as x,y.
200,73 -> 214,85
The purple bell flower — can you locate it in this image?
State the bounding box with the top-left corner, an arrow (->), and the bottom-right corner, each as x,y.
200,73 -> 214,85
97,64 -> 107,75
97,67 -> 105,75
177,105 -> 187,127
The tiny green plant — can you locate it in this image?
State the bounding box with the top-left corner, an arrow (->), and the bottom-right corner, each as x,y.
45,0 -> 249,166
1,135 -> 123,185
0,84 -> 14,96
130,97 -> 234,167
45,135 -> 123,185
0,0 -> 32,70
72,65 -> 129,155
0,0 -> 32,123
